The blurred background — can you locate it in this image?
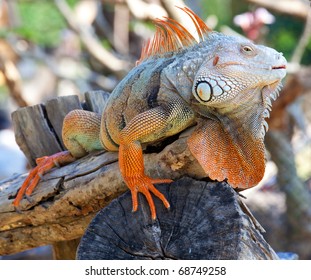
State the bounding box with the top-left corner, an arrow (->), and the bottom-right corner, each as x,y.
0,0 -> 310,259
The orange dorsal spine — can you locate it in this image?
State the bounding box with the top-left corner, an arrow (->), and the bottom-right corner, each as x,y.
136,7 -> 211,65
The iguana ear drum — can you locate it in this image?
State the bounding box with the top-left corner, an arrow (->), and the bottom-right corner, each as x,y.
195,81 -> 213,102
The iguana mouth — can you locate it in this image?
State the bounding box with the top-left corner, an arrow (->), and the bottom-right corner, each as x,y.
272,65 -> 286,70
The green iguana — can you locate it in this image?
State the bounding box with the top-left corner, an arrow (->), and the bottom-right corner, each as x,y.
13,7 -> 287,220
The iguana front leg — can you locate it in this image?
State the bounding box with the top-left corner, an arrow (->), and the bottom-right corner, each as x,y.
118,103 -> 195,219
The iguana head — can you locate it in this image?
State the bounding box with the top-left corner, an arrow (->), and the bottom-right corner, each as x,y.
192,34 -> 287,106
192,33 -> 287,139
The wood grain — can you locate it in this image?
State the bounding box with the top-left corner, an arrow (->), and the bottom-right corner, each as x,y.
45,95 -> 82,148
84,90 -> 110,115
77,177 -> 278,260
11,104 -> 63,167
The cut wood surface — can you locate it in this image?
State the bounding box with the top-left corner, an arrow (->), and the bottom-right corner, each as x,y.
77,177 -> 278,260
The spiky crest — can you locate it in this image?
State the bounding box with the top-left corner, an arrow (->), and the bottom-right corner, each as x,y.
136,7 -> 211,65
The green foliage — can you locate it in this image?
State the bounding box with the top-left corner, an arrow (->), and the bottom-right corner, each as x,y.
0,88 -> 8,107
14,1 -> 65,47
267,15 -> 304,62
13,0 -> 79,47
100,39 -> 112,51
303,39 -> 311,63
196,0 -> 234,27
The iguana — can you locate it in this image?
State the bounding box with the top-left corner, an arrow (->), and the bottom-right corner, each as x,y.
13,7 -> 287,220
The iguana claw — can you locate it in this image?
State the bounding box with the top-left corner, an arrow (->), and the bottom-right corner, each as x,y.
125,175 -> 172,220
13,151 -> 75,208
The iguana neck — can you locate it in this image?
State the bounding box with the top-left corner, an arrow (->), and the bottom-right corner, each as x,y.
193,87 -> 268,142
188,87 -> 268,189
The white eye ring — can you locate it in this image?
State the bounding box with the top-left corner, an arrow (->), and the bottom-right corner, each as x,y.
195,81 -> 212,102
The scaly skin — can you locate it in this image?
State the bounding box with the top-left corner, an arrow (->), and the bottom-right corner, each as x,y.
13,8 -> 287,220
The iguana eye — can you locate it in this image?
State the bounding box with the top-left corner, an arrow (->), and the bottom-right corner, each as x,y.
242,45 -> 254,53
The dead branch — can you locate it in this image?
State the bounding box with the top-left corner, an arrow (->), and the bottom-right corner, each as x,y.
113,3 -> 130,55
0,53 -> 28,107
126,0 -> 168,20
291,9 -> 311,64
54,0 -> 131,76
246,0 -> 309,19
267,66 -> 311,132
0,136 -> 205,255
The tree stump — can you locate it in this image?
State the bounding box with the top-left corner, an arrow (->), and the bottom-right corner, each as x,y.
0,90 -> 279,259
77,177 -> 278,260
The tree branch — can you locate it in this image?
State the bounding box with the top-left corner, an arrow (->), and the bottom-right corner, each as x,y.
291,9 -> 311,65
126,0 -> 168,20
0,135 -> 205,255
54,0 -> 131,76
0,55 -> 28,107
246,0 -> 309,19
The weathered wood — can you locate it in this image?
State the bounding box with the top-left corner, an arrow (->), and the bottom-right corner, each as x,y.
84,90 -> 110,115
1,91 -> 278,259
11,96 -> 83,166
77,177 -> 278,260
52,238 -> 80,260
45,95 -> 82,148
0,136 -> 205,255
11,105 -> 63,167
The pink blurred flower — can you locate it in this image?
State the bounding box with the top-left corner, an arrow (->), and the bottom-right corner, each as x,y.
234,8 -> 275,40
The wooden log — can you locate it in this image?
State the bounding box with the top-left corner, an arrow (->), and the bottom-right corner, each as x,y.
53,238 -> 81,260
11,104 -> 63,167
0,91 -> 278,259
11,95 -> 83,166
84,90 -> 110,114
45,95 -> 82,148
77,177 -> 278,260
0,136 -> 205,256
